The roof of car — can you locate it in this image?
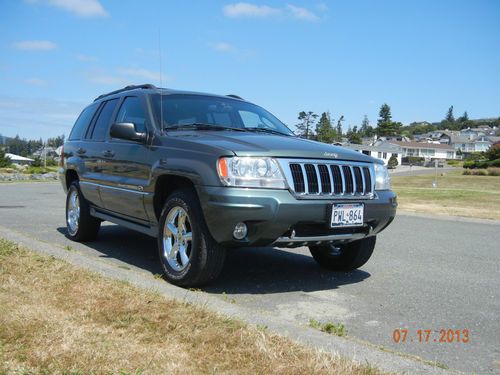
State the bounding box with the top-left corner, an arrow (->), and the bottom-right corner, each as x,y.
94,83 -> 245,103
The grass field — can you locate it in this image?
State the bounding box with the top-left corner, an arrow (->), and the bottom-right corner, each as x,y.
391,171 -> 500,220
0,239 -> 384,375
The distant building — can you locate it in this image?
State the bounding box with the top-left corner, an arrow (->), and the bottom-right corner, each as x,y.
342,142 -> 402,166
387,141 -> 456,159
5,153 -> 34,165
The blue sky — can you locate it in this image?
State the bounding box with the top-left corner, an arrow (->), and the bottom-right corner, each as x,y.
1,0 -> 499,139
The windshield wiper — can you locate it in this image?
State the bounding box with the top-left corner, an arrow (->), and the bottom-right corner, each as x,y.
245,127 -> 292,136
165,123 -> 246,132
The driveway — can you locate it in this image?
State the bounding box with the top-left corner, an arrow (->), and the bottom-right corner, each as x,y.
0,182 -> 498,374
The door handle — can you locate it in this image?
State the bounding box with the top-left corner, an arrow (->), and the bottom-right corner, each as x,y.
102,150 -> 115,158
76,147 -> 86,155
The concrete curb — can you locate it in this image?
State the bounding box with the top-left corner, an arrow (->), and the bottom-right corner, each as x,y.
0,225 -> 457,375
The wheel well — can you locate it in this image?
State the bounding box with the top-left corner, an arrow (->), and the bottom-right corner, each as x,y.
154,175 -> 196,220
65,169 -> 79,189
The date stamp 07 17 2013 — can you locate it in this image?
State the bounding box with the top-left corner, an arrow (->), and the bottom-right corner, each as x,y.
392,329 -> 470,344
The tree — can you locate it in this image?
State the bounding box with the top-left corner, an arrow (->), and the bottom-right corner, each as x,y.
359,115 -> 375,138
0,148 -> 11,167
458,111 -> 469,122
388,155 -> 398,169
376,103 -> 401,136
336,115 -> 344,141
315,112 -> 337,144
347,125 -> 362,144
296,111 -> 318,139
445,105 -> 455,123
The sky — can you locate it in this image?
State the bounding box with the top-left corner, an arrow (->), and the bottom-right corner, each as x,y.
1,0 -> 499,140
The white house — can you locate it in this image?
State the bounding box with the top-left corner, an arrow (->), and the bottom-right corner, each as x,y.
387,141 -> 456,159
5,153 -> 34,165
342,143 -> 402,166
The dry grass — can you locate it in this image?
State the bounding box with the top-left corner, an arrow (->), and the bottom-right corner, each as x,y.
392,171 -> 500,220
0,239 -> 385,375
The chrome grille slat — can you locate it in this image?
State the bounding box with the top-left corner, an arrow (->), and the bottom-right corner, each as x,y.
279,159 -> 375,200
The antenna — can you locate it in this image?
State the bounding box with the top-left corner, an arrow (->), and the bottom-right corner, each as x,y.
158,29 -> 163,130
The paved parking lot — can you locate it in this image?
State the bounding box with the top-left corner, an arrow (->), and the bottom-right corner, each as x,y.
1,182 -> 499,374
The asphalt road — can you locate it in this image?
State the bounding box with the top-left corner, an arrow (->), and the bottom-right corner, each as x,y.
0,182 -> 499,374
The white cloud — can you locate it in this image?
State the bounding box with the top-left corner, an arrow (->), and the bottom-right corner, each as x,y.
13,40 -> 57,51
286,4 -> 319,21
223,2 -> 321,21
24,78 -> 48,86
118,68 -> 162,82
86,67 -> 166,86
210,42 -> 233,52
27,0 -> 108,17
76,54 -> 99,62
223,2 -> 281,18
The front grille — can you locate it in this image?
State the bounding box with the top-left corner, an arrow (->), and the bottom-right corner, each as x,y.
282,159 -> 374,199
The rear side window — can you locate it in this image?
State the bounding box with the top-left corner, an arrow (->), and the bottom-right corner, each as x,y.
90,99 -> 119,141
68,103 -> 98,141
116,97 -> 147,133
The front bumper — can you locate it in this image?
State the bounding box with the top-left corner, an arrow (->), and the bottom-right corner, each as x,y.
197,186 -> 397,247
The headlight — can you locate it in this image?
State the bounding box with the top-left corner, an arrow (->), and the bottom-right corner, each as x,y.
217,157 -> 286,189
374,163 -> 391,190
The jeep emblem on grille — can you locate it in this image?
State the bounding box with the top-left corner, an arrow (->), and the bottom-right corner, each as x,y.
323,152 -> 338,158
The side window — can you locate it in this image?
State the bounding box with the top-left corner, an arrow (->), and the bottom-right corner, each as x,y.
68,103 -> 98,141
116,97 -> 147,133
91,99 -> 118,141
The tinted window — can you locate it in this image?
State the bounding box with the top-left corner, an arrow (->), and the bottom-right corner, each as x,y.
68,103 -> 98,141
91,99 -> 118,141
116,97 -> 146,133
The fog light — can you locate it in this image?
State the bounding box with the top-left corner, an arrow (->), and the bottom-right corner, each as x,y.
233,222 -> 248,240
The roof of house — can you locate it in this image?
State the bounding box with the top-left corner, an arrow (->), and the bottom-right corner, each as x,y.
387,141 -> 455,151
5,153 -> 34,161
343,142 -> 401,153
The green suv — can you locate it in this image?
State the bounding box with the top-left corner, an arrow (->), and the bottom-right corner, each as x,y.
60,84 -> 397,286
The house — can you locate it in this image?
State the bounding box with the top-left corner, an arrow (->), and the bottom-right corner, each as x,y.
5,153 -> 34,165
386,141 -> 456,159
342,142 -> 402,166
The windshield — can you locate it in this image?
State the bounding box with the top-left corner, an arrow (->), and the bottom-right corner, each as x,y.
151,94 -> 294,136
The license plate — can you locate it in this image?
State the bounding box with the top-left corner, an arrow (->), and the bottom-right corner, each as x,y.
331,203 -> 364,227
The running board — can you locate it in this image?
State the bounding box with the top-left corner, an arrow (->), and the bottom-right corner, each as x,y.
91,208 -> 157,238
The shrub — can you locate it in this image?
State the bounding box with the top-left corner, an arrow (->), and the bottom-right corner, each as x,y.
388,155 -> 399,169
0,148 -> 12,168
462,169 -> 472,175
489,158 -> 500,168
488,167 -> 500,176
471,169 -> 488,176
463,160 -> 476,169
486,143 -> 500,161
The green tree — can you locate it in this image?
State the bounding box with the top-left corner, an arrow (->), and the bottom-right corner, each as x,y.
376,103 -> 401,136
315,112 -> 336,143
0,148 -> 11,167
336,115 -> 344,141
347,125 -> 362,144
296,111 -> 318,139
445,105 -> 455,123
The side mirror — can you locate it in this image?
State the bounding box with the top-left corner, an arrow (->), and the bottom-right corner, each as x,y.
110,122 -> 147,142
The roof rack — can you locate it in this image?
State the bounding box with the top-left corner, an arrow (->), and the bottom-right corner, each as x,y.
226,94 -> 243,100
94,84 -> 157,102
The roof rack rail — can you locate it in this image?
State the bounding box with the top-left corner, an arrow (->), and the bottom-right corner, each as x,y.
94,84 -> 157,102
226,94 -> 243,100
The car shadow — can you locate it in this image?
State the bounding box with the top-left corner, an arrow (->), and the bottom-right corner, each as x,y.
57,225 -> 371,295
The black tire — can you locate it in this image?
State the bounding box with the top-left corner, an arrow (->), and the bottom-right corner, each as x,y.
65,181 -> 101,242
157,189 -> 226,287
309,236 -> 376,271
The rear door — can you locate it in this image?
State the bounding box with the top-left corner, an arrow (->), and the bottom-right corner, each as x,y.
80,98 -> 119,207
98,96 -> 151,221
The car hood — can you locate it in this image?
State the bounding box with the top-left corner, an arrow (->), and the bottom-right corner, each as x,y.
165,131 -> 378,163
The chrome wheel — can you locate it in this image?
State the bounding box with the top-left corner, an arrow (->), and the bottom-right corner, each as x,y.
162,206 -> 193,271
67,189 -> 80,236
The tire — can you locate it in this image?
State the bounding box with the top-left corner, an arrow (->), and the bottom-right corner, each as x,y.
65,181 -> 101,242
309,236 -> 376,271
158,189 -> 226,287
